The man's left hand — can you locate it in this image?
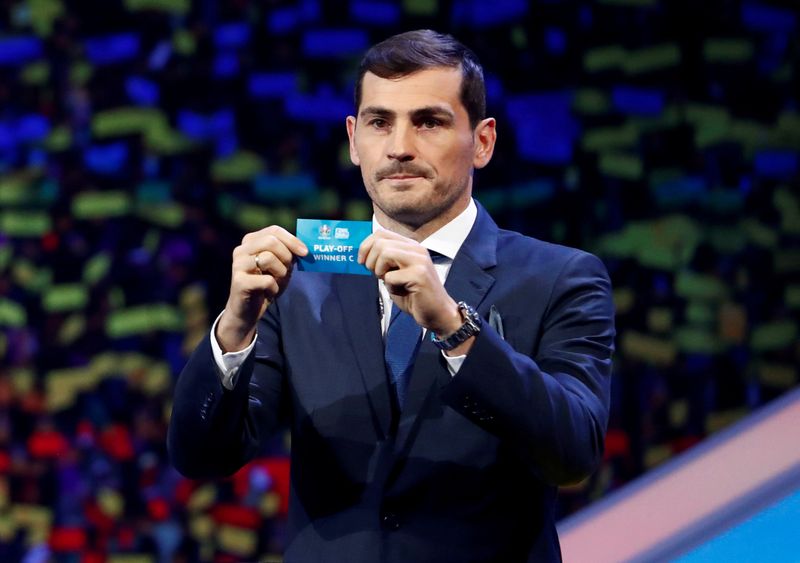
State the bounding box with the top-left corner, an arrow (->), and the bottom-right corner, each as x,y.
358,230 -> 463,339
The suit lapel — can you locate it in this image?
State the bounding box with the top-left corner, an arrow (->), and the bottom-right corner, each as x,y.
330,203 -> 500,450
395,204 -> 498,449
333,274 -> 393,439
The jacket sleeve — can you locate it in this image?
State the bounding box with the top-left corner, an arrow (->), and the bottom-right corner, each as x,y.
167,304 -> 287,479
441,251 -> 615,486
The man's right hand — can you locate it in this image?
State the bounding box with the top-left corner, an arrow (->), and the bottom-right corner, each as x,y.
216,225 -> 308,353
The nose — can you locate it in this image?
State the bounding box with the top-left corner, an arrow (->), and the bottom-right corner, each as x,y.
386,122 -> 415,162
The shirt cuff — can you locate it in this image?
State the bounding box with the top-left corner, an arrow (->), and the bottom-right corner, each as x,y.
442,351 -> 466,376
209,310 -> 257,390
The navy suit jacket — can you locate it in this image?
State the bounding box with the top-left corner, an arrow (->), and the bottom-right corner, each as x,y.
168,204 -> 615,562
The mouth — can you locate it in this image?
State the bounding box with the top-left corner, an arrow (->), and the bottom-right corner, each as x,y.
384,175 -> 424,181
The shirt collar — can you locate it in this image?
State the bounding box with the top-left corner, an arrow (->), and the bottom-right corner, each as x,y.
372,198 -> 477,261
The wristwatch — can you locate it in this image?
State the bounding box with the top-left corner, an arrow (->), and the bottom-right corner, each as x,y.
432,301 -> 482,351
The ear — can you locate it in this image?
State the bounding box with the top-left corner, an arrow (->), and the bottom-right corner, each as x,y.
345,115 -> 360,166
472,117 -> 497,169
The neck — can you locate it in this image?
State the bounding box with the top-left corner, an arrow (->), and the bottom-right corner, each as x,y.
375,196 -> 471,242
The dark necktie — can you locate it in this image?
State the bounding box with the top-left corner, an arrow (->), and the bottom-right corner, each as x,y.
384,304 -> 422,411
383,250 -> 447,410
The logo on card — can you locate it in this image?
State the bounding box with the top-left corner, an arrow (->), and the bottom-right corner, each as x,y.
318,224 -> 331,239
334,227 -> 350,239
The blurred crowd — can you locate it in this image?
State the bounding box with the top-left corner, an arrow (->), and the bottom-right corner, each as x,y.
0,0 -> 798,560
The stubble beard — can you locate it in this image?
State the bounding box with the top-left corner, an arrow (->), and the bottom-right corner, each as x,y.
368,174 -> 471,232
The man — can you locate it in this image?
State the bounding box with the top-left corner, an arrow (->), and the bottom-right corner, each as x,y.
169,30 -> 614,562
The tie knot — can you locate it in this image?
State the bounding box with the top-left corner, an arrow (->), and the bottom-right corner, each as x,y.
428,249 -> 448,264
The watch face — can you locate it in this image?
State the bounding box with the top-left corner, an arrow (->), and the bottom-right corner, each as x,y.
432,302 -> 481,350
460,303 -> 481,327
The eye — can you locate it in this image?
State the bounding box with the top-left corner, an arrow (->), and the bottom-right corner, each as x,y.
421,118 -> 441,129
369,118 -> 389,129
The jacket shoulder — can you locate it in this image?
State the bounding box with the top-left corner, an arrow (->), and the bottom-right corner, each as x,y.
495,229 -> 607,277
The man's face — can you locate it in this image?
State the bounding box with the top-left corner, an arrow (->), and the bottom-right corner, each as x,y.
346,66 -> 495,232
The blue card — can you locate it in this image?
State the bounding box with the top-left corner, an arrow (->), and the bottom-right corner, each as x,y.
296,219 -> 373,275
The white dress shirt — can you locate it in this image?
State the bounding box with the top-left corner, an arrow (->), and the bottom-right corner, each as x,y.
211,199 -> 478,390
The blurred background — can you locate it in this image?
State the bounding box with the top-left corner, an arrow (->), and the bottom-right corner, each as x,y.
0,0 -> 798,561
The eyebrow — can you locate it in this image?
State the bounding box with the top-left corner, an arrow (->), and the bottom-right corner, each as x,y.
359,106 -> 394,119
359,105 -> 456,121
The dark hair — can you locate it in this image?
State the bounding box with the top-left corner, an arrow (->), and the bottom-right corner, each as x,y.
354,30 -> 486,129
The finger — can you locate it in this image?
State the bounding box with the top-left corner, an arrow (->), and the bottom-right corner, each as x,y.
358,229 -> 414,264
256,252 -> 290,279
363,236 -> 402,272
362,236 -> 386,273
233,251 -> 259,272
371,239 -> 424,274
234,253 -> 288,279
363,237 -> 388,273
240,233 -> 293,268
357,234 -> 375,265
231,269 -> 281,299
371,229 -> 406,242
242,226 -> 308,258
271,226 -> 308,256
375,251 -> 428,280
371,237 -> 430,275
382,270 -> 414,296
